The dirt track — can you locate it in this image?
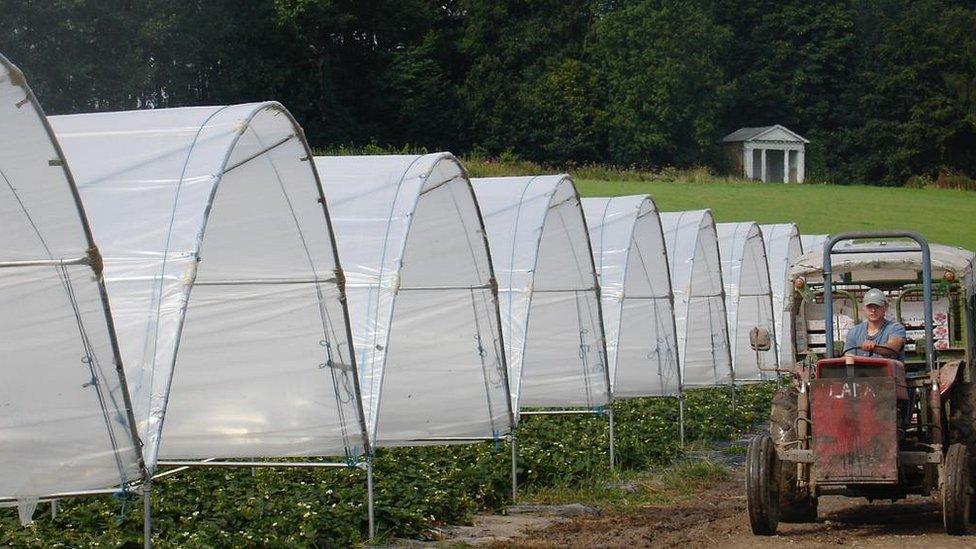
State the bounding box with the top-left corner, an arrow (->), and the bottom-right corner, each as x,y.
489,468 -> 976,548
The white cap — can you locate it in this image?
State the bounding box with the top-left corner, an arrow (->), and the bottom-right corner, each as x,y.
863,288 -> 887,306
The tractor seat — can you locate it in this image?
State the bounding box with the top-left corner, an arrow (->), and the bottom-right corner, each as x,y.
815,356 -> 908,401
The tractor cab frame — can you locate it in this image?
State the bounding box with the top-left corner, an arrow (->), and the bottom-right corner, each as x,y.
747,231 -> 976,536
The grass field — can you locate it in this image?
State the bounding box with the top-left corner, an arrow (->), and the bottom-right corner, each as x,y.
464,157 -> 976,251
574,179 -> 976,251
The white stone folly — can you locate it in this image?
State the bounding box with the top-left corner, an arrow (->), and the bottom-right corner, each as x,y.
722,125 -> 809,183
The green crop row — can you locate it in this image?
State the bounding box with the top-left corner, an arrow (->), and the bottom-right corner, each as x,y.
0,383 -> 778,547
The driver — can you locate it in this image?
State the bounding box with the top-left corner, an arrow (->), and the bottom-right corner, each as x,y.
844,288 -> 907,361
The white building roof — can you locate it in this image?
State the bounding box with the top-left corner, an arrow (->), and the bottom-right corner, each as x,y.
721,124 -> 809,144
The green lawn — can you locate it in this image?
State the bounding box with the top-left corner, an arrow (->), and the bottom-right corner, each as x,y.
574,179 -> 976,251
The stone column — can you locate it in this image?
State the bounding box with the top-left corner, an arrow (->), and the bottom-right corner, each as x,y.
743,146 -> 753,179
798,149 -> 805,183
783,147 -> 790,183
760,148 -> 767,182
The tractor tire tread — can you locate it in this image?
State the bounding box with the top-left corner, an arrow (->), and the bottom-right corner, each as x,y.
943,443 -> 970,535
746,434 -> 779,535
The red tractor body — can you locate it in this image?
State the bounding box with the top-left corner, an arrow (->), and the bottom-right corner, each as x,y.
811,357 -> 904,485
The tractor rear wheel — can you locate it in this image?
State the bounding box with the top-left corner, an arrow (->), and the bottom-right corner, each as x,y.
778,462 -> 818,522
943,443 -> 971,535
747,433 -> 780,535
770,386 -> 799,443
769,386 -> 818,522
948,381 -> 976,522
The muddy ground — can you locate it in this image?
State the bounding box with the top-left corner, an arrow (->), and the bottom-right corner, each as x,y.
439,467 -> 976,548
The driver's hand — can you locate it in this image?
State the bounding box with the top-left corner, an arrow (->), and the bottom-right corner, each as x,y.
861,340 -> 876,352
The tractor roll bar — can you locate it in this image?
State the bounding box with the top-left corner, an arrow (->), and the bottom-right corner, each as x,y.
823,231 -> 935,371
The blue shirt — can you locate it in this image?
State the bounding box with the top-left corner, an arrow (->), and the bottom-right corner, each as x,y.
844,320 -> 907,361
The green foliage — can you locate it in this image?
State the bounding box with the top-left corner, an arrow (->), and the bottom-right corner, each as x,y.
2,0 -> 975,183
590,0 -> 731,167
0,385 -> 776,546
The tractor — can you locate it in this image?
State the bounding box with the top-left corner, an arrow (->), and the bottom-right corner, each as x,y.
747,231 -> 976,535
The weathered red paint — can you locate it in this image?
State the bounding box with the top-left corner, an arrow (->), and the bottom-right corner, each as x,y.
815,356 -> 908,400
811,377 -> 899,485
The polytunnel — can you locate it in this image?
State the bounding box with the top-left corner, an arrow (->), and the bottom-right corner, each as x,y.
315,154 -> 512,446
48,103 -> 369,470
716,222 -> 778,379
0,53 -> 144,509
660,210 -> 733,387
471,176 -> 610,414
801,234 -> 829,254
760,223 -> 803,367
582,195 -> 680,398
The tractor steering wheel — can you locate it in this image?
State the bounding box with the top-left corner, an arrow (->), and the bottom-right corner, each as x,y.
841,345 -> 898,358
869,344 -> 898,358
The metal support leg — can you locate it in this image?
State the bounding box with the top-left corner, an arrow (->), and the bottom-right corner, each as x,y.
50,499 -> 59,520
510,433 -> 518,502
678,394 -> 686,447
143,481 -> 152,549
730,384 -> 737,415
607,407 -> 616,469
366,458 -> 376,541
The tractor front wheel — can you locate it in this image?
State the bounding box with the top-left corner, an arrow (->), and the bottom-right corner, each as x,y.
943,443 -> 971,535
747,433 -> 780,535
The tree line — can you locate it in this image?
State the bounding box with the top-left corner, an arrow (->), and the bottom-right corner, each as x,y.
3,0 -> 974,185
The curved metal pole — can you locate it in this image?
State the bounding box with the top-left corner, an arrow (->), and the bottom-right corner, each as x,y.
366,458 -> 376,541
510,433 -> 518,502
823,231 -> 934,370
678,394 -> 686,446
143,480 -> 152,549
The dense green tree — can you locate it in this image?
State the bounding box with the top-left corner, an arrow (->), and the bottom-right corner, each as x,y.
589,0 -> 730,167
0,0 -> 156,112
2,0 -> 975,183
458,0 -> 600,162
848,0 -> 976,184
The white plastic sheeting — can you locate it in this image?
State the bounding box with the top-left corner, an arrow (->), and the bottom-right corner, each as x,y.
472,176 -> 610,414
583,196 -> 680,397
0,54 -> 144,503
760,223 -> 803,367
49,103 -> 368,469
717,223 -> 777,379
660,210 -> 733,387
315,154 -> 512,446
800,234 -> 828,254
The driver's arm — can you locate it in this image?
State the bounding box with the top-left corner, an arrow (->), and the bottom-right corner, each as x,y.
844,328 -> 859,356
875,323 -> 907,358
873,336 -> 904,358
